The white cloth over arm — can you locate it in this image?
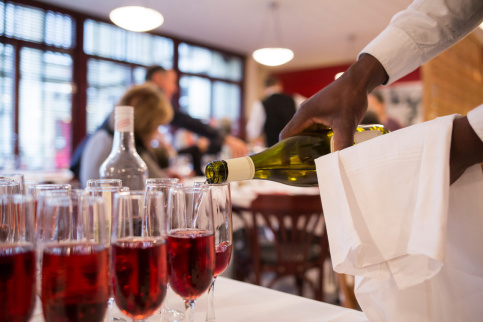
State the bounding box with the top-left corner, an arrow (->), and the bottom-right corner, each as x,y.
360,0 -> 483,84
315,114 -> 483,321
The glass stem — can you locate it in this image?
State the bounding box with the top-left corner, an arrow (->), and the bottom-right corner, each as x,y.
184,300 -> 196,322
206,278 -> 216,322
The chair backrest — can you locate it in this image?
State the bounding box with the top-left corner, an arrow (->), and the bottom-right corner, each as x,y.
250,194 -> 325,268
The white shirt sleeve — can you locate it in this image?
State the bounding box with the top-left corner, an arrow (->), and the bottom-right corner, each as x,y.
246,100 -> 266,142
360,0 -> 483,84
467,104 -> 483,142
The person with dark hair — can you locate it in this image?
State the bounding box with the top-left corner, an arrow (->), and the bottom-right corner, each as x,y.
367,90 -> 402,131
144,66 -> 247,159
246,75 -> 305,147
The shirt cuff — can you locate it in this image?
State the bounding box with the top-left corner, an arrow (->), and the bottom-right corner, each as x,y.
467,105 -> 483,143
358,25 -> 422,85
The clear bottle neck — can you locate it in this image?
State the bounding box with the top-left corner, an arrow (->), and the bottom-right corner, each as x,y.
110,130 -> 138,154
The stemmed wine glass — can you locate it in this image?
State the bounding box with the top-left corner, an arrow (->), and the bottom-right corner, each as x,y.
0,194 -> 36,321
167,186 -> 215,322
194,183 -> 233,322
111,191 -> 168,321
145,181 -> 184,321
39,195 -> 110,322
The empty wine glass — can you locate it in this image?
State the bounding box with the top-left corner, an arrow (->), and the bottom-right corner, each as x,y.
0,194 -> 36,321
167,186 -> 215,322
27,183 -> 71,198
0,179 -> 20,195
39,195 -> 110,322
0,173 -> 25,194
111,191 -> 168,321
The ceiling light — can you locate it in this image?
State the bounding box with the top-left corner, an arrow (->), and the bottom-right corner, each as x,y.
252,1 -> 293,67
109,6 -> 164,32
253,48 -> 294,67
480,22 -> 483,30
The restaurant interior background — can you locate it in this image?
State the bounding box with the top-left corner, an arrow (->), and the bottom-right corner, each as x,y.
1,0 -> 483,311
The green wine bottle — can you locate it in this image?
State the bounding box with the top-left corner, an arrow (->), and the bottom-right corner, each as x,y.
205,124 -> 388,187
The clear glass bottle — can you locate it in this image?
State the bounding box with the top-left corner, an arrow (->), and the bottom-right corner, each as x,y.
99,106 -> 147,190
205,124 -> 388,187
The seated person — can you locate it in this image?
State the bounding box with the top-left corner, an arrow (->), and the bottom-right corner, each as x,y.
79,83 -> 176,187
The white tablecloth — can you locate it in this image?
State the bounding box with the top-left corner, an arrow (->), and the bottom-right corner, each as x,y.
31,277 -> 367,322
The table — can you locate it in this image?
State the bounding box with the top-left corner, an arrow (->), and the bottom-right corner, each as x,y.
31,277 -> 367,321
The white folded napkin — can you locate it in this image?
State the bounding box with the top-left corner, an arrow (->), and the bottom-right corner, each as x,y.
315,114 -> 483,321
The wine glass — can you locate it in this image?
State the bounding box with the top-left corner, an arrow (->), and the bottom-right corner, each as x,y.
111,191 -> 168,321
39,195 -> 110,322
202,183 -> 233,322
0,173 -> 25,194
0,194 -> 36,321
167,186 -> 215,322
145,182 -> 184,321
0,179 -> 20,195
27,183 -> 71,198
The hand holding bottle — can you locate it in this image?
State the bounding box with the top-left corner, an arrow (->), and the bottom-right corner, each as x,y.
280,54 -> 389,151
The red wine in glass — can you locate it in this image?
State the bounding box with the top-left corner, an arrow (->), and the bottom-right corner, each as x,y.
111,238 -> 167,319
0,245 -> 36,322
41,243 -> 110,322
167,229 -> 215,300
214,241 -> 232,277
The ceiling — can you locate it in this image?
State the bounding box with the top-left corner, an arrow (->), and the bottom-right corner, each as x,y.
36,0 -> 414,71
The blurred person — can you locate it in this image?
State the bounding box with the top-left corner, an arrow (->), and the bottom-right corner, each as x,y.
79,83 -> 177,187
144,66 -> 248,158
367,90 -> 402,131
173,128 -> 210,176
246,75 -> 306,147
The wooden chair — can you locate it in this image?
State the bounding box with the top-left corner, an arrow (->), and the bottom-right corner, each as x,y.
232,193 -> 330,301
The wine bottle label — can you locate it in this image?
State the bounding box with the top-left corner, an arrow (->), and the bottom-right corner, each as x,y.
330,129 -> 384,152
225,157 -> 255,182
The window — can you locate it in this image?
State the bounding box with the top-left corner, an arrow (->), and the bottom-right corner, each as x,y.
84,19 -> 174,133
1,0 -> 245,172
0,1 -> 74,170
19,48 -> 73,169
0,43 -> 15,170
86,59 -> 132,134
178,43 -> 243,132
178,43 -> 242,81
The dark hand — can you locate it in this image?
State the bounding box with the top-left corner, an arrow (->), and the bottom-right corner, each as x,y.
280,54 -> 388,151
450,116 -> 483,185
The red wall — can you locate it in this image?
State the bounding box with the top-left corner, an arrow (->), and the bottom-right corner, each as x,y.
274,63 -> 421,98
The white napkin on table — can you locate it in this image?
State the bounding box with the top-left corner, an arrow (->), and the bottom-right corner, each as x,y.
315,114 -> 483,321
